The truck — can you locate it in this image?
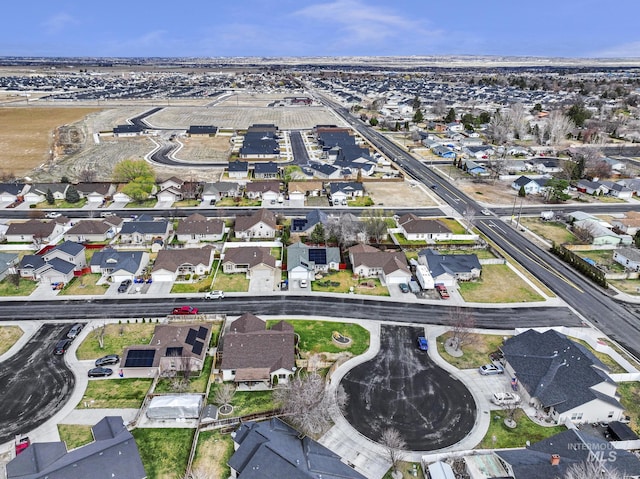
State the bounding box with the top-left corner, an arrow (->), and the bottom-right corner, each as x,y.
540,210 -> 554,221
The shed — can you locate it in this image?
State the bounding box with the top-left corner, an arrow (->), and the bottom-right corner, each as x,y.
146,394 -> 202,419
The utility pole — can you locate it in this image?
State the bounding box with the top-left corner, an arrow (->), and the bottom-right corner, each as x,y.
510,194 -> 518,225
515,196 -> 524,230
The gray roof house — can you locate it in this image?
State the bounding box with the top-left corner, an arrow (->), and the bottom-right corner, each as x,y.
501,329 -> 625,425
613,247 -> 640,271
151,245 -> 215,282
63,219 -> 116,243
43,241 -> 86,270
418,249 -> 481,285
119,220 -> 170,245
201,182 -> 242,203
0,183 -> 28,202
253,161 -> 280,179
234,209 -> 278,239
287,242 -> 341,282
228,417 -> 366,479
0,252 -> 19,281
90,248 -> 149,282
18,254 -> 47,279
290,209 -> 329,235
6,416 -> 146,479
228,160 -> 249,178
176,213 -> 225,243
348,244 -> 411,285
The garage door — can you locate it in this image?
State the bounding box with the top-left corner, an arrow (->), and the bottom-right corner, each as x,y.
152,273 -> 175,282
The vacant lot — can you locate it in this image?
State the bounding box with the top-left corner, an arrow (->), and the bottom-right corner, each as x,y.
192,431 -> 234,479
80,378 -> 152,409
175,136 -> 232,163
364,180 -> 437,207
132,428 -> 193,479
76,322 -> 157,360
0,326 -> 23,355
520,218 -> 578,245
0,107 -> 101,177
458,264 -> 544,303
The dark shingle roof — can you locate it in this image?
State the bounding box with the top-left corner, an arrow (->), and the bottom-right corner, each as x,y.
419,249 -> 481,277
50,240 -> 85,256
228,160 -> 249,172
120,220 -> 169,235
90,248 -> 145,274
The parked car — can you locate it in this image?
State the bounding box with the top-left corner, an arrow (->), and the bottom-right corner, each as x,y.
435,284 -> 450,299
45,212 -> 62,219
14,437 -> 30,455
479,363 -> 505,375
299,279 -> 308,288
95,354 -> 120,367
118,279 -> 132,293
399,283 -> 410,293
53,338 -> 72,355
416,336 -> 428,351
88,367 -> 113,378
172,305 -> 198,315
66,323 -> 84,339
204,290 -> 224,300
100,211 -> 115,217
492,392 -> 521,405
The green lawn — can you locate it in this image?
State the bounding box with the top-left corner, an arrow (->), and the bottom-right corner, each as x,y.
266,319 -> 370,356
568,337 -> 627,374
132,428 -> 194,479
382,462 -> 425,479
171,266 -> 215,293
394,233 -> 429,246
0,277 -> 38,296
459,264 -> 544,303
155,356 -> 213,394
125,199 -> 156,208
477,409 -> 566,449
212,272 -> 249,292
59,274 -> 109,295
439,218 -> 468,234
520,218 -> 578,245
192,431 -> 235,479
76,322 -> 157,360
311,270 -> 390,296
436,248 -> 496,259
216,197 -> 261,207
58,425 -> 94,450
437,332 -> 507,369
0,326 -> 23,355
80,378 -> 152,409
577,250 -> 626,272
618,382 -> 640,435
207,383 -> 277,416
347,196 -> 374,207
173,199 -> 201,207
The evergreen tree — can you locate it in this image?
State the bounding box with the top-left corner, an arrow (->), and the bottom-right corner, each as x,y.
518,185 -> 526,197
310,223 -> 325,245
412,109 -> 424,124
65,185 -> 81,203
45,189 -> 55,205
445,108 -> 456,123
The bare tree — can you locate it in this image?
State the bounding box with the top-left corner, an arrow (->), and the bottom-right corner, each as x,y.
571,222 -> 596,244
545,110 -> 575,146
213,383 -> 236,409
507,103 -> 530,140
94,323 -> 106,349
558,459 -> 622,479
448,307 -> 476,351
274,372 -> 348,436
432,100 -> 447,118
486,113 -> 512,144
78,168 -> 97,183
463,205 -> 476,231
380,428 -> 406,474
362,209 -> 388,244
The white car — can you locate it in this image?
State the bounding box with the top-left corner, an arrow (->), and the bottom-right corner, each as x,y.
492,392 -> 521,405
45,212 -> 62,218
480,209 -> 492,216
299,279 -> 308,288
204,290 -> 224,300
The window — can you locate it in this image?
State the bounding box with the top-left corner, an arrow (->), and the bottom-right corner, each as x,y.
570,412 -> 583,420
608,411 -> 614,418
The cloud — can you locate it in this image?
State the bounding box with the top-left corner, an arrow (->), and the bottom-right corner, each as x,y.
102,30 -> 174,56
591,41 -> 640,58
42,13 -> 78,35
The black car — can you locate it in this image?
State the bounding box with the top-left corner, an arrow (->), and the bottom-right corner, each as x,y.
399,283 -> 410,293
88,367 -> 113,378
95,354 -> 120,367
67,323 -> 83,339
53,338 -> 72,355
118,279 -> 132,293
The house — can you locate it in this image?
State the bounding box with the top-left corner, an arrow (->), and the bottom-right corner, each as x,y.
63,219 -> 116,243
23,183 -> 69,203
511,175 -> 549,195
186,125 -> 217,137
151,245 -> 215,282
446,121 -> 464,132
253,161 -> 280,179
5,220 -> 64,244
432,145 -> 456,158
397,214 -> 452,241
30,256 -> 76,285
239,125 -> 280,159
418,249 -> 482,287
176,214 -> 225,243
222,246 -> 277,277
463,145 -> 494,160
462,159 -> 488,176
18,254 -> 46,279
611,211 -> 640,236
201,182 -> 242,204
228,160 -> 249,179
43,241 -> 86,271
234,209 -> 278,239
228,418 -> 366,479
287,242 -> 341,283
156,186 -> 182,204
328,181 -> 364,206
113,124 -> 144,137
618,178 -> 640,196
0,183 -> 29,203
496,429 -> 640,479
122,323 -> 212,374
288,181 -> 323,198
119,219 -> 171,245
600,156 -> 626,172
613,247 -> 640,271
0,252 -> 19,281
290,209 -> 329,236
576,179 -> 609,196
348,244 -> 411,285
244,180 -> 281,200
573,219 -> 630,246
501,329 -> 626,425
601,181 -> 633,199
526,157 -> 563,174
5,416 -> 146,479
90,248 -> 149,282
220,313 -> 295,385
74,182 -> 115,206
308,161 -> 342,180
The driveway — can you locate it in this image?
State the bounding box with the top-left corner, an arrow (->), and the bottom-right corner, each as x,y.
249,269 -> 277,293
340,324 -> 477,450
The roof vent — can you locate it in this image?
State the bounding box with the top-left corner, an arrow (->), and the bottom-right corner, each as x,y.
551,454 -> 560,466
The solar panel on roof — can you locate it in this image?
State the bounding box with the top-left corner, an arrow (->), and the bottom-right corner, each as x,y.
166,347 -> 183,357
197,326 -> 208,340
192,341 -> 204,356
292,219 -> 306,230
185,329 -> 198,345
124,349 -> 155,368
309,248 -> 327,265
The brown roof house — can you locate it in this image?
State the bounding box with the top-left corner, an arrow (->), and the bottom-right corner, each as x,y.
221,246 -> 278,291
245,180 -> 281,200
151,245 -> 215,282
397,214 -> 453,241
348,244 -> 412,285
176,213 -> 225,244
63,219 -> 118,243
5,219 -> 65,245
234,208 -> 278,239
220,313 -> 295,386
122,322 -> 212,375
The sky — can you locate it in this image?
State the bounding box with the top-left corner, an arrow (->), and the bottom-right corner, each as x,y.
1,0 -> 639,58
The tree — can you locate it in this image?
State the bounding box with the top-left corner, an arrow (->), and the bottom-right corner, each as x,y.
369,117 -> 378,127
60,176 -> 70,183
487,113 -> 512,144
7,273 -> 20,288
78,168 -> 97,183
559,459 -> 622,479
566,101 -> 592,127
411,95 -> 421,111
310,223 -> 326,245
448,307 -> 476,351
545,178 -> 571,203
65,185 -> 81,204
634,230 -> 640,248
379,428 -> 406,474
545,110 -> 575,145
274,372 -> 348,436
122,182 -> 152,203
45,188 -> 55,205
362,209 -> 388,244
507,103 -> 529,140
463,205 -> 476,231
412,108 -> 424,124
113,159 -> 155,183
213,383 -> 236,411
94,323 -> 106,349
432,100 -> 447,117
445,108 -> 456,123
518,185 -> 526,197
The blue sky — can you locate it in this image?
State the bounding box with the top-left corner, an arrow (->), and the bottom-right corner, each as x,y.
2,0 -> 639,58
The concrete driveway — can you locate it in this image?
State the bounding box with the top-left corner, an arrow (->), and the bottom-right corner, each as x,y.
249,269 -> 276,293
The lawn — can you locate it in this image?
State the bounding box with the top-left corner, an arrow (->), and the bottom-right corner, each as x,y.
577,250 -> 625,272
132,428 -> 194,479
382,461 -> 425,479
207,384 -> 277,416
394,233 -> 430,246
212,272 -> 249,292
155,356 -> 213,394
79,378 -> 152,409
216,197 -> 261,207
436,248 -> 496,259
458,264 -> 544,303
568,337 -> 627,374
76,322 -> 157,360
266,319 -> 370,356
618,382 -> 640,435
173,199 -> 201,207
439,217 -> 468,234
0,277 -> 38,296
437,332 -> 508,369
477,409 -> 566,449
171,267 -> 215,293
520,218 -> 578,245
125,199 -> 157,208
311,270 -> 390,296
58,425 -> 94,450
59,274 -> 109,295
0,326 -> 23,355
347,196 -> 374,207
609,279 -> 640,296
192,430 -> 235,479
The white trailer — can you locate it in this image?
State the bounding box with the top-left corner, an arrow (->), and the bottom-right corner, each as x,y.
415,265 -> 435,290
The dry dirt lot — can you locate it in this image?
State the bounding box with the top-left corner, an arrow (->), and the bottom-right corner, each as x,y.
174,136 -> 232,163
364,180 -> 438,207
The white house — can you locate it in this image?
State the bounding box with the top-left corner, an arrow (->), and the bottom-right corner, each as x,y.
613,247 -> 640,271
234,209 -> 278,239
348,244 -> 411,285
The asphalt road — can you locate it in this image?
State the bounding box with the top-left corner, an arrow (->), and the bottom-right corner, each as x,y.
341,324 -> 476,450
0,323 -> 75,444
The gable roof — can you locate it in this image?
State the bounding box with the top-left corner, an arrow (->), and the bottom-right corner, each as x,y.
287,242 -> 341,271
176,215 -> 224,236
328,181 -> 363,195
65,220 -> 112,236
187,125 -> 217,135
90,248 -> 146,274
254,161 -> 279,174
245,181 -> 281,194
152,246 -> 214,273
223,247 -> 276,269
6,220 -> 57,237
229,418 -> 366,479
398,214 -> 452,235
120,220 -> 169,235
47,241 -> 85,256
73,182 -> 113,196
419,249 -> 481,277
0,183 -> 26,196
290,209 -> 329,233
349,244 -> 410,276
235,208 -> 277,232
228,160 -> 249,172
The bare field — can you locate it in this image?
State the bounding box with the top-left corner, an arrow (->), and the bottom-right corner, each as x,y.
0,107 -> 101,177
175,136 -> 232,163
365,181 -> 438,207
83,107 -> 153,133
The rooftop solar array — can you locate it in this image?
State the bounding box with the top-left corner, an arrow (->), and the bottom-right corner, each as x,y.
192,341 -> 204,356
185,328 -> 198,346
292,219 -> 307,231
197,326 -> 208,340
308,248 -> 327,265
124,349 -> 156,368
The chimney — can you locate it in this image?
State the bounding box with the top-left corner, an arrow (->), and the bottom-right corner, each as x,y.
551,454 -> 560,466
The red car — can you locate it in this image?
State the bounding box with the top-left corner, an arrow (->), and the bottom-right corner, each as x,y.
435,284 -> 450,299
172,305 -> 198,315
